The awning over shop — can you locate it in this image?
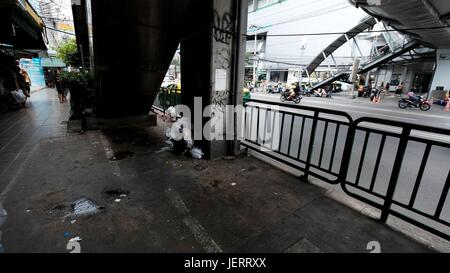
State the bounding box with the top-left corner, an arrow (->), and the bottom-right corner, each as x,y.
0,0 -> 47,50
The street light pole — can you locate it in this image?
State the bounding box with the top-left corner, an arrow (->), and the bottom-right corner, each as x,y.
253,31 -> 258,83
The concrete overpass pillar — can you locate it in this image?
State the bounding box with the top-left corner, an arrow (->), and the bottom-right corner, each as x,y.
181,0 -> 248,159
74,0 -> 248,159
430,49 -> 450,96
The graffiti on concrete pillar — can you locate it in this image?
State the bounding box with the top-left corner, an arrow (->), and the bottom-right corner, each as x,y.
213,11 -> 234,45
211,90 -> 229,109
215,47 -> 231,70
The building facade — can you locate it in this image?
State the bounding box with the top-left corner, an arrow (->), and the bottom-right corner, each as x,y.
246,0 -> 374,85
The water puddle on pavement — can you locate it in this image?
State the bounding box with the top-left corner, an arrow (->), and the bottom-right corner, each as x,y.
110,151 -> 134,161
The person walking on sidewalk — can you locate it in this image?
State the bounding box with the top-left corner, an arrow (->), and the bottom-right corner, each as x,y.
20,68 -> 31,97
55,68 -> 67,103
396,82 -> 404,97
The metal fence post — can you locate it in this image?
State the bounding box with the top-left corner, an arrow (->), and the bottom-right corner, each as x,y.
303,111 -> 319,182
380,127 -> 411,223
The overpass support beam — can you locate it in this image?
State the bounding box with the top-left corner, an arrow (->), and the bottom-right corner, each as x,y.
430,48 -> 450,97
181,0 -> 248,159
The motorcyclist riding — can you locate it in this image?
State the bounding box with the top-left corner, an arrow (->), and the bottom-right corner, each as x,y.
407,91 -> 419,106
287,83 -> 300,101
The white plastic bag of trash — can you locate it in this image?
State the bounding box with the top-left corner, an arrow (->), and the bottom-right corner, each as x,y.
168,118 -> 192,142
167,106 -> 177,122
190,147 -> 204,159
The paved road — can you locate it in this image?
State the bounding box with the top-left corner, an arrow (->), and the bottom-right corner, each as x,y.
250,92 -> 450,129
244,92 -> 450,234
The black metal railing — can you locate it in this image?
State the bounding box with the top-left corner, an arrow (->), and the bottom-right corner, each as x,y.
153,87 -> 182,112
340,117 -> 450,240
242,99 -> 450,241
241,99 -> 353,184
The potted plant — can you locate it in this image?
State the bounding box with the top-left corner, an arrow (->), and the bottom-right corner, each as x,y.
60,70 -> 94,121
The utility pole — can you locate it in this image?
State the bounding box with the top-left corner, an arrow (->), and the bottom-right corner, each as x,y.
299,38 -> 307,86
250,25 -> 260,84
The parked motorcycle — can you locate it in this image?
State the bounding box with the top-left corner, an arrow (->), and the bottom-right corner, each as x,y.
313,89 -> 332,98
362,86 -> 372,98
280,90 -> 302,104
302,88 -> 312,97
398,96 -> 431,111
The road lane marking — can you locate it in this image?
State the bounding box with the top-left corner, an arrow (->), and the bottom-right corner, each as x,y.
97,134 -> 122,177
165,188 -> 222,253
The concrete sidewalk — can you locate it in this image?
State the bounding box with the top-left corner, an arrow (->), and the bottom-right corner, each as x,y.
0,89 -> 436,253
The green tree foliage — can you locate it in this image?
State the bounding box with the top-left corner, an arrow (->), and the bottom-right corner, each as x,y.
55,38 -> 80,67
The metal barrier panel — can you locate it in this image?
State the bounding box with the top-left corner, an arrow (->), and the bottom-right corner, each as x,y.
242,99 -> 353,184
339,117 -> 450,240
242,100 -> 450,241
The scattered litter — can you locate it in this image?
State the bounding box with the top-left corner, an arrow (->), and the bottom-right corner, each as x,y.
167,106 -> 178,122
69,237 -> 82,242
103,189 -> 130,203
71,198 -> 102,218
70,220 -> 77,224
64,231 -> 71,238
166,118 -> 193,155
231,183 -> 237,187
190,148 -> 204,159
25,209 -> 31,213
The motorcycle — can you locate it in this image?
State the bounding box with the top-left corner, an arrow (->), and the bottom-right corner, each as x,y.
362,86 -> 372,98
280,90 -> 302,104
398,96 -> 431,111
313,89 -> 332,98
302,88 -> 312,97
268,85 -> 283,94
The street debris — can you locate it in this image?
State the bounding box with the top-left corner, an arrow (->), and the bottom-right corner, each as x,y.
190,148 -> 204,159
231,183 -> 237,187
103,189 -> 130,203
70,220 -> 77,224
165,117 -> 193,156
71,198 -> 103,218
223,156 -> 236,161
69,237 -> 82,242
166,106 -> 178,122
64,231 -> 71,238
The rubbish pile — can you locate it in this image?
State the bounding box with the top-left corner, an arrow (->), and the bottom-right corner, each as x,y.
164,110 -> 203,159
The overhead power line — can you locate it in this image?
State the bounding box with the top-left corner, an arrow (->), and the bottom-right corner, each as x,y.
244,25 -> 450,37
